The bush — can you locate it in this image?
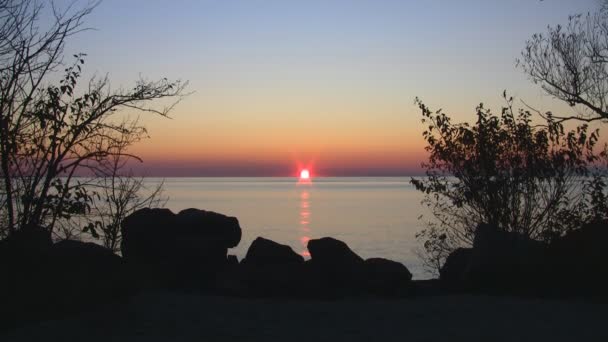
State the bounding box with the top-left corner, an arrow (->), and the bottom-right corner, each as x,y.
412,93 -> 607,274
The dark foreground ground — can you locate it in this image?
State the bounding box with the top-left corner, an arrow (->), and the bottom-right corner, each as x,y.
2,293 -> 607,342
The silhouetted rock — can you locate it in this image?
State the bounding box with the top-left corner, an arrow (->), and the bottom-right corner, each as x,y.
121,207 -> 242,290
306,237 -> 365,297
307,237 -> 364,268
0,224 -> 52,260
363,258 -> 412,296
53,239 -> 120,261
0,224 -> 54,330
235,263 -> 308,298
227,254 -> 239,266
217,237 -> 306,297
46,240 -> 129,303
0,225 -> 53,311
243,237 -> 304,266
121,208 -> 177,263
219,237 -> 406,298
550,220 -> 608,295
1,238 -> 130,332
176,208 -> 242,248
214,262 -> 248,296
440,248 -> 472,290
466,223 -> 548,294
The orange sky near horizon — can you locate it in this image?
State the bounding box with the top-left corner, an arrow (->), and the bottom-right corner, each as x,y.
128,100 -> 428,176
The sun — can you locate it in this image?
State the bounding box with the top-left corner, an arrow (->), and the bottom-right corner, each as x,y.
300,169 -> 310,179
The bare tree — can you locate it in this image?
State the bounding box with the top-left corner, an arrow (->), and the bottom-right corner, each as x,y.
0,0 -> 187,237
1,0 -> 93,234
519,1 -> 608,122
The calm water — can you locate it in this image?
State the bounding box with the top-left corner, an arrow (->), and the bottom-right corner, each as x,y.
147,177 -> 430,279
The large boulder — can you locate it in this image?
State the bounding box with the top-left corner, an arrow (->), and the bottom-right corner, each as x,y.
363,258 -> 412,296
52,240 -> 121,264
306,237 -> 365,297
549,220 -> 608,295
0,224 -> 52,262
466,223 -> 548,293
307,237 -> 364,268
176,208 -> 241,248
121,208 -> 177,263
242,237 -> 304,266
1,239 -> 129,331
0,225 -> 53,330
45,240 -> 129,303
121,208 -> 242,290
219,237 -> 306,297
440,248 -> 473,290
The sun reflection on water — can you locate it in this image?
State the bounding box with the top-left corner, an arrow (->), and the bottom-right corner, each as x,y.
299,189 -> 311,257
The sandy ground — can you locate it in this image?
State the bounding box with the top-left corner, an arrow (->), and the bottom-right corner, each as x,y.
2,292 -> 607,342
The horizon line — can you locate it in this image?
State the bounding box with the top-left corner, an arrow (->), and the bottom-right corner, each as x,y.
70,174 -> 426,178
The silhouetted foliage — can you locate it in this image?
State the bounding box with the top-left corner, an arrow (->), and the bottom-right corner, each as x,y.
412,93 -> 608,274
519,1 -> 608,122
0,0 -> 186,239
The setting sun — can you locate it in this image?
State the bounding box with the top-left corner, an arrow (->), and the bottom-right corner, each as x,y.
300,169 -> 310,179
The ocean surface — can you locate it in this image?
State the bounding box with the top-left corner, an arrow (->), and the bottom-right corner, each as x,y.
146,177 -> 431,279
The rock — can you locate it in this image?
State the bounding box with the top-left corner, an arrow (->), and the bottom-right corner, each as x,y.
121,207 -> 243,290
363,258 -> 412,296
306,237 -> 365,297
440,248 -> 472,290
121,208 -> 242,262
221,237 -> 306,297
121,208 -> 177,263
220,237 -> 416,298
214,264 -> 248,296
1,239 -> 130,331
46,240 -> 128,303
552,220 -> 608,262
227,255 -> 239,266
242,237 -> 304,266
238,263 -> 308,298
307,237 -> 364,268
0,225 -> 54,330
176,208 -> 242,248
550,220 -> 608,295
51,240 -> 122,270
0,224 -> 52,260
0,225 -> 53,306
466,223 -> 548,294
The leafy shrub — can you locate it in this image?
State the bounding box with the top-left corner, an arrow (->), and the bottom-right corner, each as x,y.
412,93 -> 607,273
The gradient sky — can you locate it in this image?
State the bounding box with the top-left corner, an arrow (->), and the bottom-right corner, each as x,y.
62,0 -> 600,176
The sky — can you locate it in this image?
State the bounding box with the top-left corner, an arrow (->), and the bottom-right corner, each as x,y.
60,0 -> 601,176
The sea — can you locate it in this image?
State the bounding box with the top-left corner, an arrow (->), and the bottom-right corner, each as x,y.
145,177 -> 431,279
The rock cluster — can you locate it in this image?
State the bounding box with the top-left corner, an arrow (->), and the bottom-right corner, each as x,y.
118,208 -> 414,298
439,221 -> 608,296
9,209 -> 607,329
219,236 -> 413,298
